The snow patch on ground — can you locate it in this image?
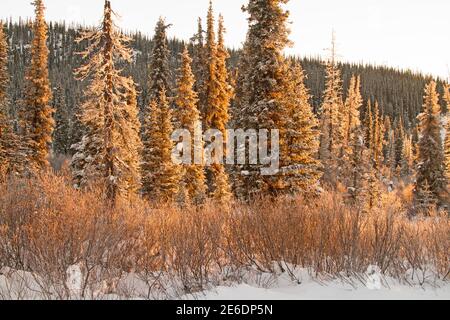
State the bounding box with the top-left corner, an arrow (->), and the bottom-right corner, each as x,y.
196,279 -> 449,301
1,266 -> 449,300
185,268 -> 449,301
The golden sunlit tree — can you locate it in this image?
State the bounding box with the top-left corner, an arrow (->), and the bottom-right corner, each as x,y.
142,88 -> 182,203
203,3 -> 232,204
174,47 -> 207,205
282,61 -> 322,194
319,33 -> 344,184
21,0 -> 54,171
443,84 -> 450,182
414,81 -> 446,210
372,101 -> 384,170
71,0 -> 142,202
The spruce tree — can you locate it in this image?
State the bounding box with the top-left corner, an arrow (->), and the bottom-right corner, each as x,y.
71,0 -> 142,201
343,75 -> 362,153
123,85 -> 143,195
386,125 -> 397,174
415,81 -> 446,208
0,22 -> 11,179
141,88 -> 181,202
340,74 -> 363,182
52,85 -> 70,155
347,126 -> 370,207
0,23 -> 23,179
394,117 -> 405,170
319,35 -> 344,171
230,39 -> 250,129
0,25 -> 8,106
148,17 -> 171,106
363,99 -> 374,150
401,134 -> 414,177
191,18 -> 207,118
443,84 -> 450,182
372,101 -> 384,170
174,47 -> 207,205
21,0 -> 54,170
282,62 -> 322,194
366,164 -> 382,211
234,0 -> 292,199
203,4 -> 232,204
214,14 -> 233,133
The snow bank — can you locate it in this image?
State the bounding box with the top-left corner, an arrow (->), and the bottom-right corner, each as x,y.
197,279 -> 449,301
1,266 -> 449,300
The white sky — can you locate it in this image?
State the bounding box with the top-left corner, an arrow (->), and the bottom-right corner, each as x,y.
1,0 -> 449,79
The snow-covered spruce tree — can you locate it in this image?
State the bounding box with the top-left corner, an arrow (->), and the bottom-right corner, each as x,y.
401,134 -> 414,177
147,17 -> 171,107
414,81 -> 446,209
203,5 -> 232,204
346,126 -> 370,207
0,23 -> 9,178
21,0 -> 54,171
339,74 -> 363,183
342,75 -> 362,155
191,18 -> 207,121
394,117 -> 405,171
141,88 -> 181,202
281,62 -> 322,194
230,38 -> 250,129
214,14 -> 233,134
174,47 -> 207,205
69,98 -> 84,156
71,0 -> 142,202
123,85 -> 144,195
372,101 -> 384,170
234,0 -> 292,200
204,0 -> 219,127
443,84 -> 450,182
340,75 -> 366,191
363,99 -> 374,150
385,124 -> 397,174
0,23 -> 24,180
319,35 -> 344,184
52,84 -> 70,155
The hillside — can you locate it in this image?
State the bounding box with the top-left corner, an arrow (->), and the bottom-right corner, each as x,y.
4,19 -> 448,138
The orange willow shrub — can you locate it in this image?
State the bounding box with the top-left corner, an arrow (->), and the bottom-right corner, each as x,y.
0,173 -> 448,298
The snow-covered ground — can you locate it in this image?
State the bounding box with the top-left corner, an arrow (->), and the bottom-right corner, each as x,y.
1,266 -> 449,300
186,267 -> 450,300
196,278 -> 449,300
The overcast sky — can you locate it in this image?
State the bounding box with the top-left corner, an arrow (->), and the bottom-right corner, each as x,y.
1,0 -> 449,79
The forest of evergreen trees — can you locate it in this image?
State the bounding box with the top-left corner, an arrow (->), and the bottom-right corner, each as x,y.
4,17 -> 448,153
0,0 -> 449,211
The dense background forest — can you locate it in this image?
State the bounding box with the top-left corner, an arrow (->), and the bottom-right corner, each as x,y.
5,19 -> 448,156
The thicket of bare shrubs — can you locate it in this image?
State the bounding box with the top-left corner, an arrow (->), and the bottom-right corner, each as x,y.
0,172 -> 448,299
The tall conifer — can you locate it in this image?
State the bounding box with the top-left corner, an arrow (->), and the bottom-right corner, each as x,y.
282,62 -> 322,194
21,0 -> 54,170
234,0 -> 292,200
148,18 -> 171,106
174,48 -> 207,204
0,23 -> 23,179
71,1 -> 142,201
142,88 -> 181,202
415,81 -> 446,208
